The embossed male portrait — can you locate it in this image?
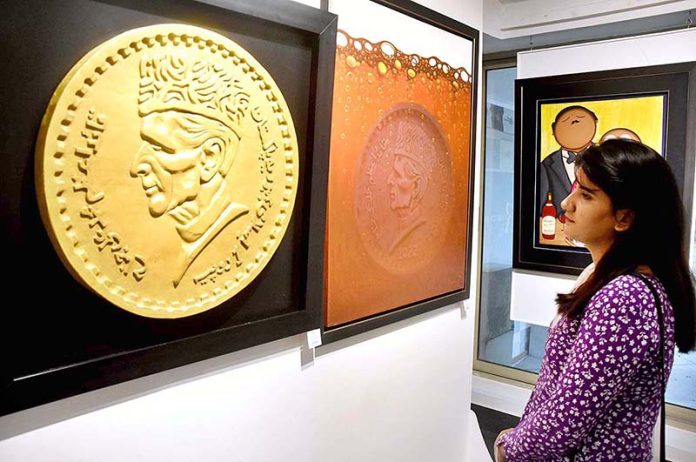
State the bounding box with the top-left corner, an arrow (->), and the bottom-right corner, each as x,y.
36,24 -> 299,318
354,104 -> 454,277
386,123 -> 432,254
130,54 -> 250,286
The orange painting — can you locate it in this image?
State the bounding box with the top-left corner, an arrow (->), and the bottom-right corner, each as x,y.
325,30 -> 473,327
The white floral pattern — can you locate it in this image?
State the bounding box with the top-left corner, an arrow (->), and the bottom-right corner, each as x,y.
499,274 -> 675,461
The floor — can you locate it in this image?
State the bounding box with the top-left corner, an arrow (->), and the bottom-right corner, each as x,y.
470,404 -> 519,460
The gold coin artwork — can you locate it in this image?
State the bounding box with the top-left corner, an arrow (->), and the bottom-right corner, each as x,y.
36,24 -> 299,318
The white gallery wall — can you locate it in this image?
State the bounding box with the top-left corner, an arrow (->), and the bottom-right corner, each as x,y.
517,28 -> 696,78
0,0 -> 485,461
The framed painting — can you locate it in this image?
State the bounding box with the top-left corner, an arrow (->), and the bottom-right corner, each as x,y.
514,63 -> 696,274
322,0 -> 479,342
0,0 -> 336,415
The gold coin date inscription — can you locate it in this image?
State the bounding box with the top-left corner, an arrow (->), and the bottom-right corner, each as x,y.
36,25 -> 299,318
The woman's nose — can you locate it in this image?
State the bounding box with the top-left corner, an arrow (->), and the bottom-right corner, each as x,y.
561,193 -> 572,212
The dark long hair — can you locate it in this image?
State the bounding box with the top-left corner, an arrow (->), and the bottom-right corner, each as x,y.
556,140 -> 696,353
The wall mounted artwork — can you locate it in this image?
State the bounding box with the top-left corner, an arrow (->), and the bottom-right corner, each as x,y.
1,0 -> 336,415
514,63 -> 696,274
323,0 -> 479,342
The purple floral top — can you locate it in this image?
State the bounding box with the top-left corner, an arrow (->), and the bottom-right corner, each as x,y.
498,274 -> 675,461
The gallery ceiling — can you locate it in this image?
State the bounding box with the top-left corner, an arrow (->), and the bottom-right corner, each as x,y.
483,0 -> 694,56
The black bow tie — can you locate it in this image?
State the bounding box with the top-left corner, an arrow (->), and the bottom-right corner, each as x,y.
565,152 -> 576,164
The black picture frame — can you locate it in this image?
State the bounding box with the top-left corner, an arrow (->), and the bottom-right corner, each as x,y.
320,0 -> 480,343
0,0 -> 336,416
514,63 -> 696,275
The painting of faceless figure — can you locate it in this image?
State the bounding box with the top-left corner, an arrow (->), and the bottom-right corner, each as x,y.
536,96 -> 665,249
514,65 -> 692,276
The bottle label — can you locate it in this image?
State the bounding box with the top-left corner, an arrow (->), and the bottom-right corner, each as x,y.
542,216 -> 556,236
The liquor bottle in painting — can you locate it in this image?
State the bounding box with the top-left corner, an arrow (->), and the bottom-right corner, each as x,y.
541,191 -> 556,240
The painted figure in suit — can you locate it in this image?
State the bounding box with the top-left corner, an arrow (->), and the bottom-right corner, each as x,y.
539,105 -> 597,217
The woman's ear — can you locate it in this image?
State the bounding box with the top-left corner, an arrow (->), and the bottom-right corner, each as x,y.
614,208 -> 635,232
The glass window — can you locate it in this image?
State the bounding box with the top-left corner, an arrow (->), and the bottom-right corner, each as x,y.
667,203 -> 696,410
478,66 -> 546,373
476,65 -> 695,413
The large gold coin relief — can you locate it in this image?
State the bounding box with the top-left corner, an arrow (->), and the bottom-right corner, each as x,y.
36,25 -> 299,318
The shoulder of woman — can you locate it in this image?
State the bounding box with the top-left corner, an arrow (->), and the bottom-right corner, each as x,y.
580,274 -> 664,362
584,273 -> 659,321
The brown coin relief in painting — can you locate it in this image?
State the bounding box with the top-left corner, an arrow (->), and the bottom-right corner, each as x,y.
355,104 -> 454,274
36,25 -> 299,318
